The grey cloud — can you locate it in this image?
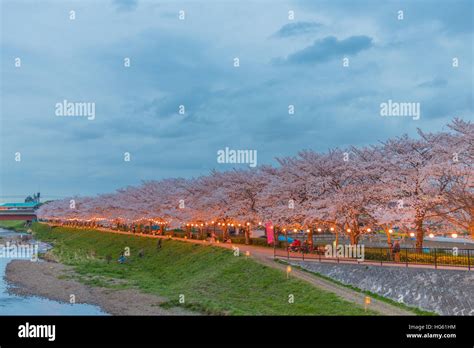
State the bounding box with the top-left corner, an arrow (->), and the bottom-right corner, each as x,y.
279,35 -> 373,64
112,0 -> 138,12
417,78 -> 448,88
273,21 -> 322,38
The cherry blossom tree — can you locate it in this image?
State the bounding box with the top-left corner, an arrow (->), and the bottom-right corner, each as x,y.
36,119 -> 472,249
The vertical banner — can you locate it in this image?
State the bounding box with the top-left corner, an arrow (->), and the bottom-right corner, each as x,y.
266,222 -> 274,244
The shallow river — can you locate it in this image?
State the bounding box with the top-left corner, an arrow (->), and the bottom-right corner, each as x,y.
0,228 -> 106,315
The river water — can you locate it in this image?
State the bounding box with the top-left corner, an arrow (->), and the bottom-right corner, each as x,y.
0,228 -> 106,315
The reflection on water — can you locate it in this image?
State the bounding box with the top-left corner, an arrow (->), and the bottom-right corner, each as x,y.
0,228 -> 107,315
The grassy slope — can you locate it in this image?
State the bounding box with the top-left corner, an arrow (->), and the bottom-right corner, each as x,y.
0,220 -> 28,232
276,260 -> 434,316
32,223 -> 377,315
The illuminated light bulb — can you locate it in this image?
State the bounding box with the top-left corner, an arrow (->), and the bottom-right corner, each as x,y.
429,233 -> 434,238
211,221 -> 214,224
246,222 -> 250,226
452,233 -> 458,239
367,228 -> 371,232
293,229 -> 297,233
388,229 -> 393,234
258,222 -> 262,225
306,229 -> 310,233
286,265 -> 292,279
317,228 -> 322,232
330,227 -> 334,231
409,232 -> 415,237
347,229 -> 351,233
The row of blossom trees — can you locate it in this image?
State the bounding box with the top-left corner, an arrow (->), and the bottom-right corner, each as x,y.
38,119 -> 473,249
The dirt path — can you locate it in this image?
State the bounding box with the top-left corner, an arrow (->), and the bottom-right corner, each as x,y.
254,255 -> 414,315
194,240 -> 414,315
5,260 -> 195,316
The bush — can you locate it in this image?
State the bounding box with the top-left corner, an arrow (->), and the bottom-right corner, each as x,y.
229,236 -> 278,248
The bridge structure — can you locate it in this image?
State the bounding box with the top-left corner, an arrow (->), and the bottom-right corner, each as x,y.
0,202 -> 38,221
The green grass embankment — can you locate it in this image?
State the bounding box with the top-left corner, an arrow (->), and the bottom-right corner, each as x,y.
32,223 -> 377,315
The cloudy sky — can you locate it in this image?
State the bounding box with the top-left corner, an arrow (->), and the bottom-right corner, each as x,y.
1,0 -> 472,201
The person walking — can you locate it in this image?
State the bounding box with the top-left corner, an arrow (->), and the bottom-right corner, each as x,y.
393,240 -> 401,262
387,241 -> 393,261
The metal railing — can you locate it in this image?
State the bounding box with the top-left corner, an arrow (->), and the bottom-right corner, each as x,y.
273,243 -> 472,270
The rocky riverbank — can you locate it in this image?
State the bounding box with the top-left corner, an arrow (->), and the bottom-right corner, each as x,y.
5,259 -> 195,315
2,230 -> 194,315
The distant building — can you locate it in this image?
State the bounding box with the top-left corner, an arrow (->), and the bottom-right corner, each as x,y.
0,202 -> 40,210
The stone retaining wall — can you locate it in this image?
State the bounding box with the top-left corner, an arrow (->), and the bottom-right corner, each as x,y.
289,260 -> 474,315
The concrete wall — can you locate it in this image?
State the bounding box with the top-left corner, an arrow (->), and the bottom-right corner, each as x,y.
290,260 -> 474,315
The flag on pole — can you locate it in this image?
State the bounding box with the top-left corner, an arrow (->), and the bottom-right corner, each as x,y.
266,222 -> 274,244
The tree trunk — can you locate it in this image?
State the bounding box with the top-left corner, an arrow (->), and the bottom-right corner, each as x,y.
349,233 -> 358,245
349,223 -> 359,245
415,216 -> 424,251
223,226 -> 228,240
307,229 -> 313,246
245,226 -> 250,245
385,226 -> 392,246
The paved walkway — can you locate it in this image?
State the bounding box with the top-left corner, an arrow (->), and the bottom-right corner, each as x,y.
45,224 -> 415,315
